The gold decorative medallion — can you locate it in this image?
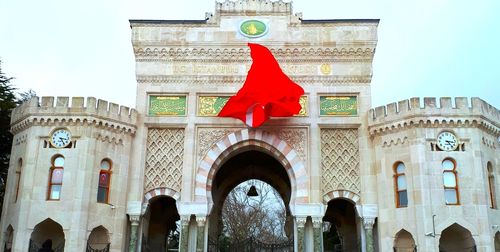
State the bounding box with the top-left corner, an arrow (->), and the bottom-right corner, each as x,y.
240,20 -> 268,38
320,64 -> 332,75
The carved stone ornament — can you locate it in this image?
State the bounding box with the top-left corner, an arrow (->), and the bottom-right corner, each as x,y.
296,217 -> 307,228
197,127 -> 307,161
129,215 -> 141,224
363,217 -> 376,230
321,129 -> 360,195
145,128 -> 185,193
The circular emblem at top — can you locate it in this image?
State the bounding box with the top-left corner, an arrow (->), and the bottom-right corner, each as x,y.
240,20 -> 268,38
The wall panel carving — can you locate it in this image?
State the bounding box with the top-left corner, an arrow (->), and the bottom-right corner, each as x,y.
321,128 -> 360,195
197,127 -> 307,161
197,128 -> 241,158
144,128 -> 185,193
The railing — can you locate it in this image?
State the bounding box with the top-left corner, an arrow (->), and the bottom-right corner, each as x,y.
86,243 -> 110,252
208,237 -> 293,252
393,246 -> 417,252
29,239 -> 64,252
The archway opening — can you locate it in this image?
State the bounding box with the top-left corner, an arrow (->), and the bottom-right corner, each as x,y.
208,149 -> 293,250
87,226 -> 110,252
393,229 -> 416,252
142,196 -> 180,252
323,199 -> 360,252
29,218 -> 65,252
439,223 -> 475,252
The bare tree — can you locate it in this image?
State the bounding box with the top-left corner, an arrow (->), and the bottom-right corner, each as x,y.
221,180 -> 288,244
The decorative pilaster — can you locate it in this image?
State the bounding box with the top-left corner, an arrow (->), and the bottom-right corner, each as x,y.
128,215 -> 140,252
296,217 -> 307,252
179,215 -> 190,252
312,218 -> 323,252
196,216 -> 207,252
363,217 -> 375,252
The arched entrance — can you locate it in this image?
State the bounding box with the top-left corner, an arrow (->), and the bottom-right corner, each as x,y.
29,218 -> 65,252
323,199 -> 360,252
142,196 -> 180,252
393,229 -> 416,252
208,149 -> 294,250
87,226 -> 110,252
439,223 -> 476,252
191,129 -> 311,251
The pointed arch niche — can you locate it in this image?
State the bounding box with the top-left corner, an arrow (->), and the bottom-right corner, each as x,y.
393,229 -> 416,252
439,223 -> 475,252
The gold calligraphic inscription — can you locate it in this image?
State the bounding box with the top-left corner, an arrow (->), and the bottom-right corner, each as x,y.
172,64 -> 239,75
295,96 -> 308,117
320,96 -> 357,116
281,64 -> 317,75
167,63 -> 322,75
320,64 -> 332,75
149,96 -> 186,116
198,96 -> 230,116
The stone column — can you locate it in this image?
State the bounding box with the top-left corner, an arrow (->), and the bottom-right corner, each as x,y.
179,215 -> 190,252
196,216 -> 207,252
363,217 -> 375,252
312,218 -> 323,251
128,215 -> 140,252
296,217 -> 307,252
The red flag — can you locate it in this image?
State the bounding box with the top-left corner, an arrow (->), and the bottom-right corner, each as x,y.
218,43 -> 304,127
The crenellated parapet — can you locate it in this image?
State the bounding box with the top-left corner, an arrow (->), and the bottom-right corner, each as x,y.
10,96 -> 138,135
216,0 -> 292,15
368,97 -> 500,136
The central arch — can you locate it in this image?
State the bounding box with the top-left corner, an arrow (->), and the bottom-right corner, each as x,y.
195,129 -> 309,212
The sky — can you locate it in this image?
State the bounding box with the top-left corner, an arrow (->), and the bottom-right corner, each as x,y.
0,0 -> 499,109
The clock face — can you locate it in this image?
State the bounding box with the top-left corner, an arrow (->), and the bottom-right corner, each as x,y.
50,129 -> 71,148
437,131 -> 458,151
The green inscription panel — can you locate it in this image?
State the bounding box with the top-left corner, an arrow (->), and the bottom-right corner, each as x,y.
198,96 -> 230,116
320,96 -> 358,116
149,96 -> 186,116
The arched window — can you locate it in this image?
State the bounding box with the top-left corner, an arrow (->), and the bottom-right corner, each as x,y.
48,156 -> 64,200
5,225 -> 13,252
488,162 -> 496,209
442,159 -> 459,205
394,162 -> 408,207
14,158 -> 22,202
97,159 -> 112,203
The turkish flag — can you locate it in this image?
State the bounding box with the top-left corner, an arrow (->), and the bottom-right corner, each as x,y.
218,43 -> 304,127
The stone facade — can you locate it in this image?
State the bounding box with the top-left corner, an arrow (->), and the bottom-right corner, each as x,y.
1,1 -> 499,252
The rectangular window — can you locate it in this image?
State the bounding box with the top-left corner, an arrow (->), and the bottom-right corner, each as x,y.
97,172 -> 110,203
48,168 -> 63,200
444,189 -> 458,205
398,190 -> 408,207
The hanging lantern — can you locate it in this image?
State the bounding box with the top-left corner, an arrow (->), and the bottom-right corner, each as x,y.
247,185 -> 258,197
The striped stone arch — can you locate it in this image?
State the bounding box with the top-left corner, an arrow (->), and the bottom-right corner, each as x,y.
195,128 -> 309,210
144,187 -> 180,202
323,190 -> 360,205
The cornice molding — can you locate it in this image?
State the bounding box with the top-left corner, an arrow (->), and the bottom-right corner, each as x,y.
11,115 -> 137,136
133,47 -> 376,60
136,75 -> 372,85
368,116 -> 500,137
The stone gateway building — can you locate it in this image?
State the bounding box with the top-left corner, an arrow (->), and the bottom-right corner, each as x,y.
1,0 -> 499,251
